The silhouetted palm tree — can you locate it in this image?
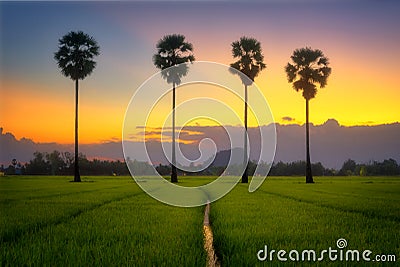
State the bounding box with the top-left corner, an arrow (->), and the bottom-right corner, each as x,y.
153,34 -> 195,183
230,36 -> 266,183
54,31 -> 100,182
285,47 -> 331,183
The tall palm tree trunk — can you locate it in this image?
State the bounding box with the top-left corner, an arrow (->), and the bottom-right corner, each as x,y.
74,79 -> 81,182
242,84 -> 248,183
171,82 -> 178,183
305,99 -> 313,183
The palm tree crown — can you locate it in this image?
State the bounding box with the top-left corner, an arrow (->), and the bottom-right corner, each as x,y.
230,36 -> 266,83
153,34 -> 194,66
153,34 -> 195,69
285,47 -> 331,100
54,31 -> 100,81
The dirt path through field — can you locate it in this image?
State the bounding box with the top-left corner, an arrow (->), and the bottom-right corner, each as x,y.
203,202 -> 220,267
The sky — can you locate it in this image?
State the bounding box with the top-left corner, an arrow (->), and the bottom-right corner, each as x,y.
1,0 -> 399,144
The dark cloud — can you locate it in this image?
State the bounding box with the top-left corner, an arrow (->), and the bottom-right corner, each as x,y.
0,127 -> 122,165
2,120 -> 400,169
274,120 -> 400,169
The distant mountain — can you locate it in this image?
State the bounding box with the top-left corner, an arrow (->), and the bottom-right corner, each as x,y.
1,119 -> 399,169
204,147 -> 244,167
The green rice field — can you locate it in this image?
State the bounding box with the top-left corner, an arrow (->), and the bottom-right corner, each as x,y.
212,177 -> 400,266
1,175 -> 399,266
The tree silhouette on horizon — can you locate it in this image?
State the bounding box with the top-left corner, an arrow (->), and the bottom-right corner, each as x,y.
153,34 -> 195,183
285,47 -> 331,183
54,31 -> 100,182
230,36 -> 266,184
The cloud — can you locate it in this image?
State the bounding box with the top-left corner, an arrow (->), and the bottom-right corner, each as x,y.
0,127 -> 71,165
274,120 -> 400,168
282,116 -> 295,122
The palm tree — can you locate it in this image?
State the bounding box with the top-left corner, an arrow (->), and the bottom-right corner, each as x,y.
285,47 -> 331,183
230,36 -> 266,183
54,31 -> 100,182
153,34 -> 195,183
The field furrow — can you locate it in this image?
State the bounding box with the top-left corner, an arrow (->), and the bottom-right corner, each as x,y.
1,190 -> 143,243
260,189 -> 400,223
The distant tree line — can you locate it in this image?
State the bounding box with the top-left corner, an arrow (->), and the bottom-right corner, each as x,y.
1,151 -> 129,176
154,159 -> 400,177
269,161 -> 336,176
337,158 -> 400,176
1,151 -> 399,176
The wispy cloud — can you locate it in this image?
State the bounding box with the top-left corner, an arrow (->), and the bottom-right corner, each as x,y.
129,127 -> 206,144
282,116 -> 295,122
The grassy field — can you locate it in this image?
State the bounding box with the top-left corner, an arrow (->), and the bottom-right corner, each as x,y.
1,175 -> 399,266
0,176 -> 205,266
212,176 -> 400,266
